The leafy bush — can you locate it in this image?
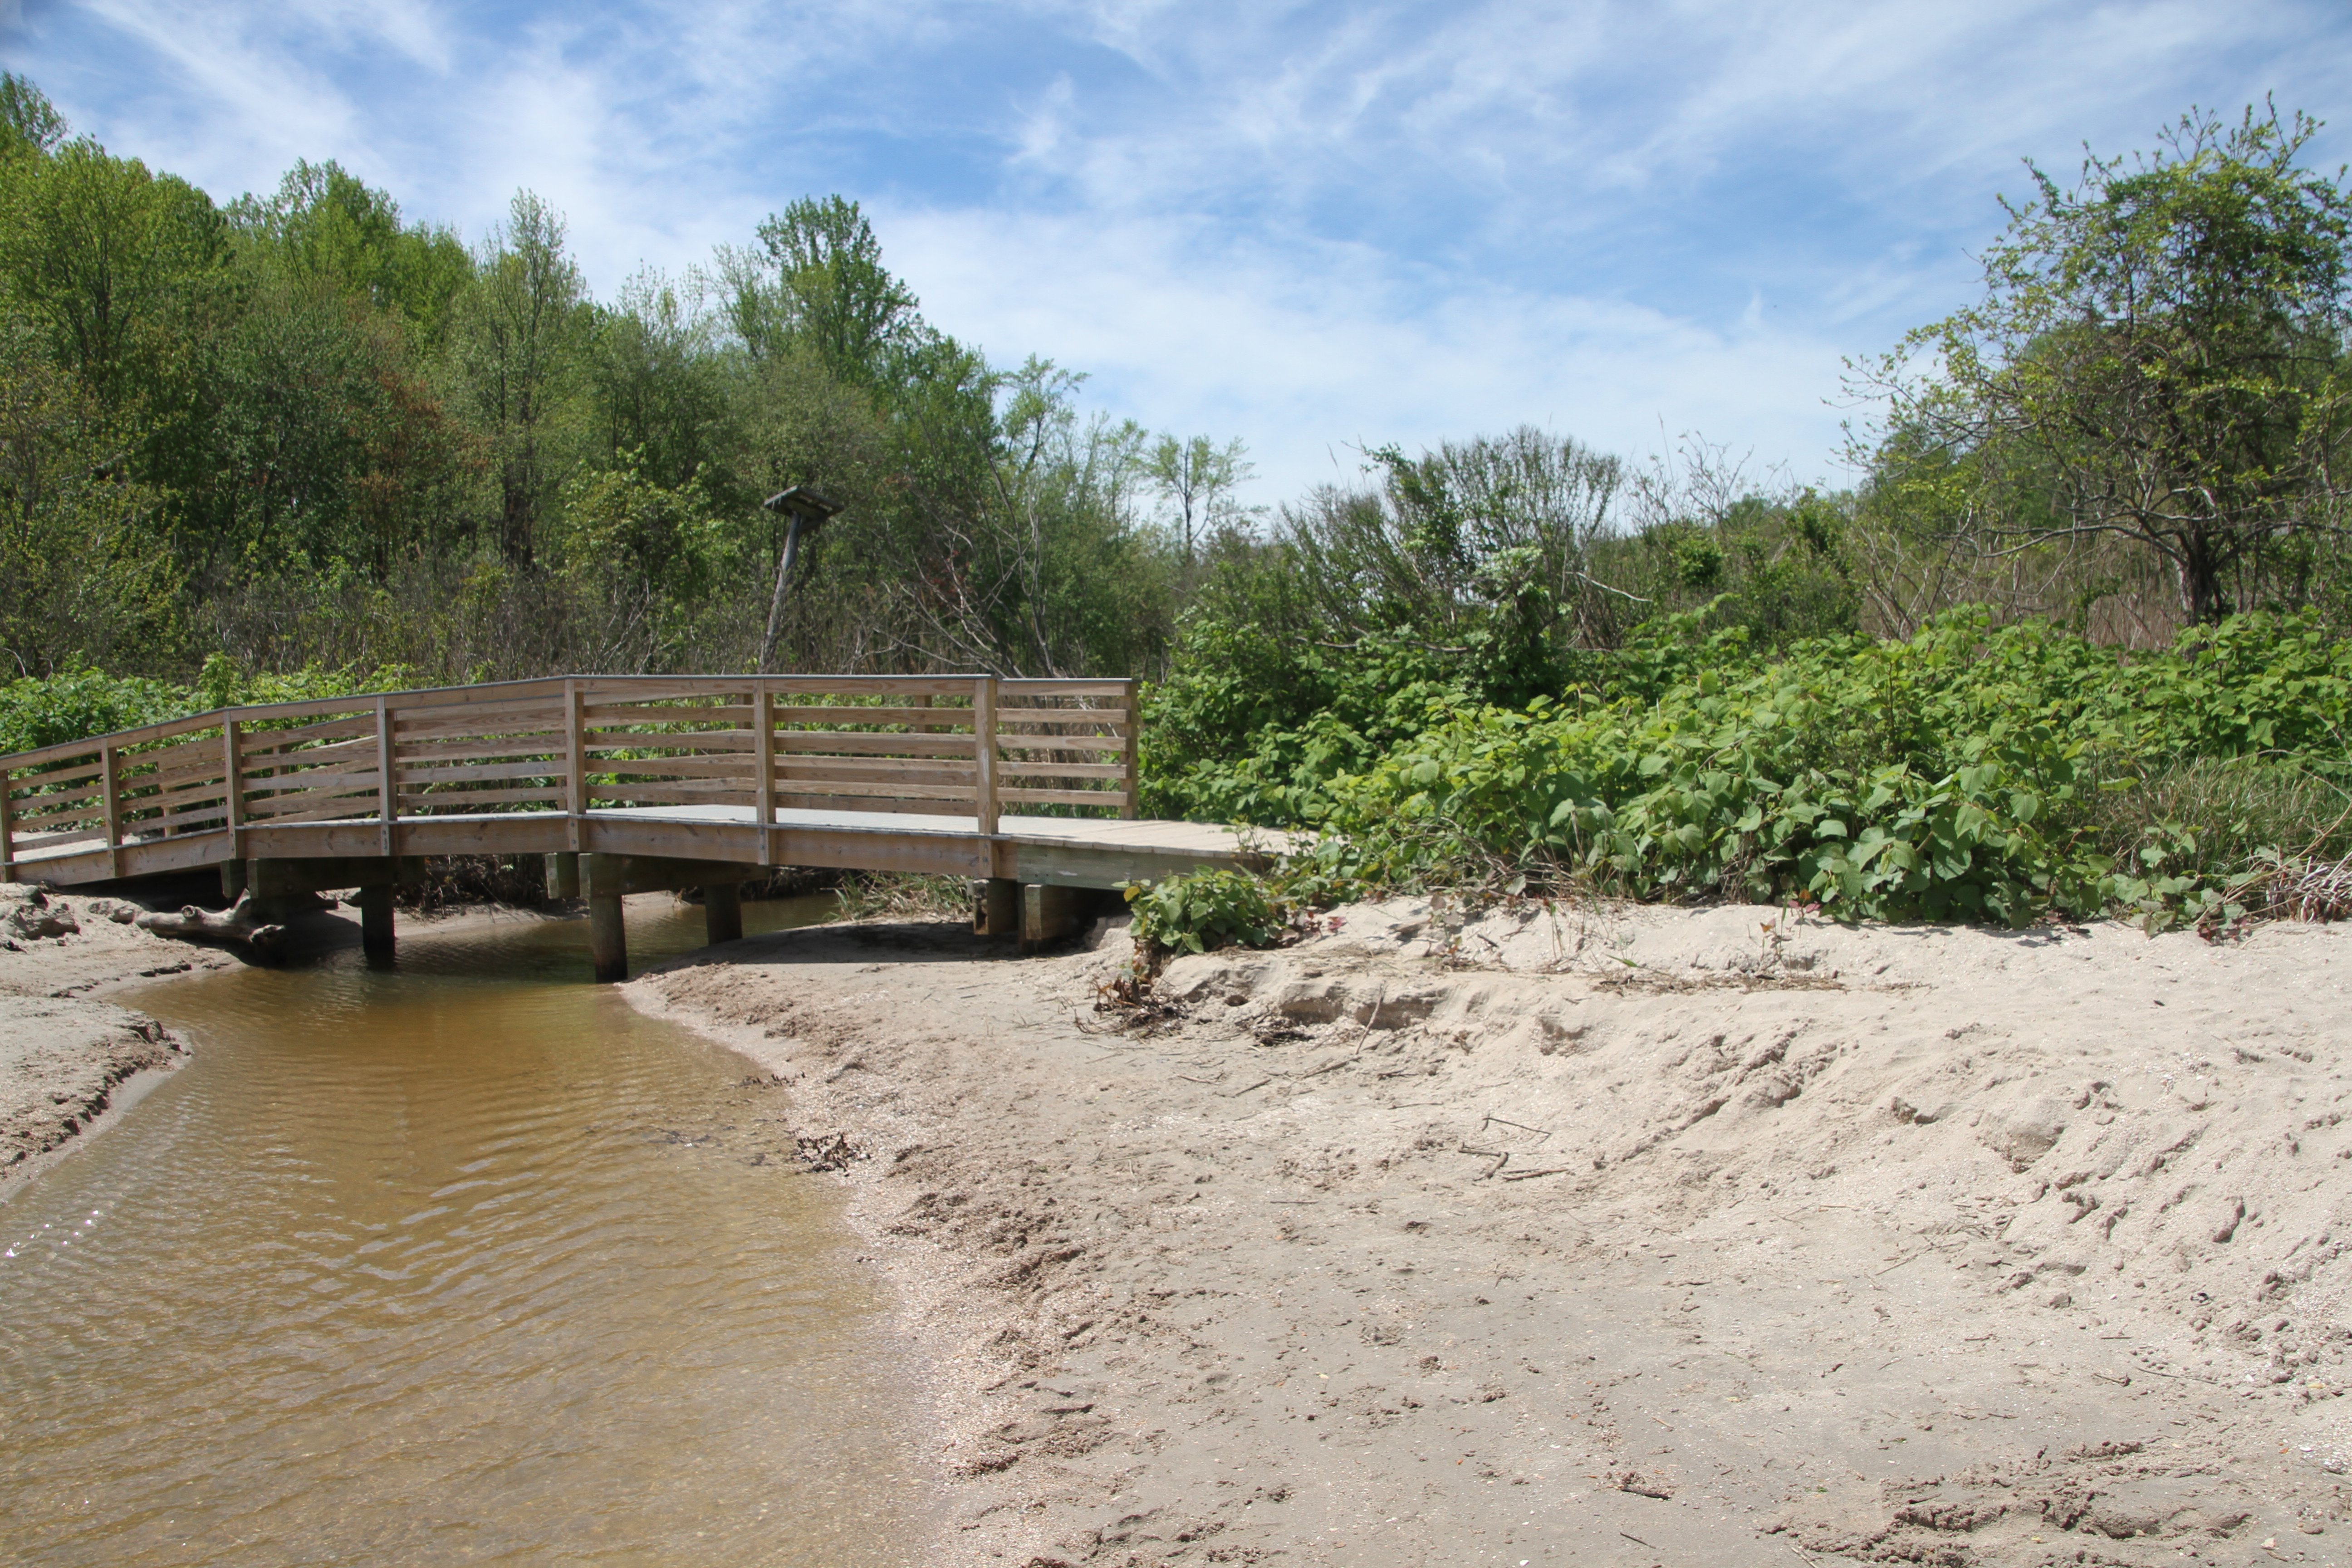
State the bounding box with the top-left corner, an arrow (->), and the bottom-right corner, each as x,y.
1124,868 -> 1283,956
1152,608 -> 2352,931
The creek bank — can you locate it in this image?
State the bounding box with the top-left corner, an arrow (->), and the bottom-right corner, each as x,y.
0,881 -> 230,1191
632,898 -> 2352,1567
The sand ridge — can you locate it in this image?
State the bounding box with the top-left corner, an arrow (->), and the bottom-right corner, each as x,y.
634,898 -> 2352,1566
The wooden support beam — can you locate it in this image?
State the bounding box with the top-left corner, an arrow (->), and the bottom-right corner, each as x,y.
0,762 -> 14,882
977,876 -> 1021,938
546,851 -> 580,900
1120,681 -> 1140,820
374,697 -> 395,856
583,852 -> 627,983
974,675 -> 999,836
753,685 -> 775,830
1020,883 -> 1101,952
222,719 -> 244,862
704,881 -> 743,946
359,882 -> 395,958
100,745 -> 120,879
564,679 -> 586,848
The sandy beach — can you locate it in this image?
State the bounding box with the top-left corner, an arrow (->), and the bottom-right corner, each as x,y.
632,898 -> 2352,1566
0,880 -> 236,1192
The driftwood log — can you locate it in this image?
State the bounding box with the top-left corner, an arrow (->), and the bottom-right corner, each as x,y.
137,892 -> 291,956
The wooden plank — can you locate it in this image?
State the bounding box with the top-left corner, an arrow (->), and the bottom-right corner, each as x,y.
237,796 -> 379,828
1010,840 -> 1239,889
757,675 -> 989,698
113,829 -> 233,878
974,676 -> 999,836
147,798 -> 229,830
997,788 -> 1123,808
579,703 -> 755,724
755,823 -> 990,878
237,733 -> 389,767
0,763 -> 13,877
770,705 -> 974,727
11,799 -> 103,832
384,735 -> 566,765
772,731 -> 977,758
242,788 -> 380,821
398,758 -> 569,785
773,792 -> 980,817
991,735 -> 1125,756
392,711 -> 563,741
996,719 -> 1128,734
585,756 -> 760,784
779,772 -> 976,794
999,680 -> 1132,697
400,785 -> 565,809
998,761 -> 1127,779
777,752 -> 980,777
9,764 -> 103,795
588,784 -> 758,807
242,768 -> 385,795
240,715 -> 379,750
584,730 -> 757,750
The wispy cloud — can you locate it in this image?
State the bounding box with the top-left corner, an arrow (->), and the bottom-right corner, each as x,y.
5,0 -> 2346,498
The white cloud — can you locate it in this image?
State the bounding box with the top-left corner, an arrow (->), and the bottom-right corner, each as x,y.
9,0 -> 2348,504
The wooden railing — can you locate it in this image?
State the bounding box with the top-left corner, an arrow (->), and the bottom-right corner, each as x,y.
0,674 -> 1136,877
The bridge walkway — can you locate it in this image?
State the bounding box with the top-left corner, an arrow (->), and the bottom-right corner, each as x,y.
0,673 -> 1284,978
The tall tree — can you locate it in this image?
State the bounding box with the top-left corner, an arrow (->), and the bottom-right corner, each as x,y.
1148,433 -> 1254,564
448,191 -> 585,564
1860,104 -> 2352,622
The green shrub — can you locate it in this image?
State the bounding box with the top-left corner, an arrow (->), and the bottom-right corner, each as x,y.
1147,608 -> 2352,931
1124,867 -> 1283,956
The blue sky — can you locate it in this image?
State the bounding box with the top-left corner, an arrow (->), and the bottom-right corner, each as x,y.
4,0 -> 2347,505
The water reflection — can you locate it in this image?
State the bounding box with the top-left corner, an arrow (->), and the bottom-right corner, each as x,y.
0,895 -> 936,1566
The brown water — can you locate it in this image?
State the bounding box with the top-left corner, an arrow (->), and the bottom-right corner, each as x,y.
0,897 -> 938,1566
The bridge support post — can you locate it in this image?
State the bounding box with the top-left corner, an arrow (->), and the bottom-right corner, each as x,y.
545,852 -> 580,901
1021,884 -> 1100,952
583,853 -> 627,983
359,883 -> 395,959
704,881 -> 743,946
977,877 -> 1021,939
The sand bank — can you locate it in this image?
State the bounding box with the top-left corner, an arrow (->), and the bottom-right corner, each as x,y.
0,881 -> 234,1192
632,898 -> 2352,1566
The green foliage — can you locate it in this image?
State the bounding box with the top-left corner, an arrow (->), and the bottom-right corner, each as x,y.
1166,609 -> 2352,930
0,657 -> 412,756
1124,867 -> 1283,956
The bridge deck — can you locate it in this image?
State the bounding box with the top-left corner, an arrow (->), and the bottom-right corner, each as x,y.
4,804 -> 1279,889
0,675 -> 1286,917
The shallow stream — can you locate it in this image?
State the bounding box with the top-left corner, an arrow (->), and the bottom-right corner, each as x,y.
0,897 -> 936,1565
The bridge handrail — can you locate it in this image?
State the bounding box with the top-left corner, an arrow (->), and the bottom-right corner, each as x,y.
0,673 -> 1139,878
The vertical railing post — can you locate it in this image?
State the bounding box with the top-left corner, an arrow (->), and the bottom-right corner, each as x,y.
1119,679 -> 1140,820
0,761 -> 15,882
100,745 -> 121,877
753,682 -> 776,844
374,697 -> 396,857
564,679 -> 586,851
974,675 -> 1000,835
222,719 -> 243,860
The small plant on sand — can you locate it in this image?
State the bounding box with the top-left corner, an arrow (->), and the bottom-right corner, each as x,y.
1123,867 -> 1283,957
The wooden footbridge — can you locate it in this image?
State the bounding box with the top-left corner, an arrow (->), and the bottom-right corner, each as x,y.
0,674 -> 1275,979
